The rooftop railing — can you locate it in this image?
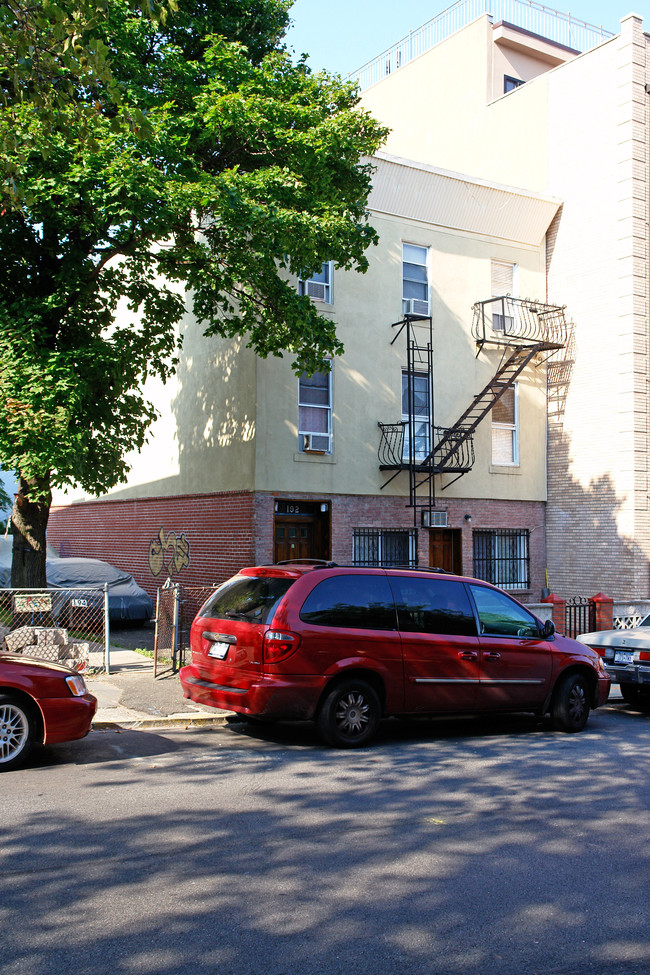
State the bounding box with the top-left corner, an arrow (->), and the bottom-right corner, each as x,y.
348,0 -> 614,91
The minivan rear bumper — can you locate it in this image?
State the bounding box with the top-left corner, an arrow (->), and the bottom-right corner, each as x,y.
180,664 -> 326,720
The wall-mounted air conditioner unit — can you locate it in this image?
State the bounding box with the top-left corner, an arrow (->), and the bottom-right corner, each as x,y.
403,298 -> 429,316
421,510 -> 448,528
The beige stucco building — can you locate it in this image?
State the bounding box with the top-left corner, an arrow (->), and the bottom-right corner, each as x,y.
50,1 -> 649,605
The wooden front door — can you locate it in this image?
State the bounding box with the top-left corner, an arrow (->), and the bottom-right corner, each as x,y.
274,520 -> 314,562
429,529 -> 462,575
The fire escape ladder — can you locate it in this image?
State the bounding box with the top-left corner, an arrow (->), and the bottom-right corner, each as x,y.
431,345 -> 540,470
377,313 -> 436,524
429,297 -> 568,477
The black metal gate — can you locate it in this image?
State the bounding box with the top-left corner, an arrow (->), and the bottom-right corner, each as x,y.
154,583 -> 216,676
565,597 -> 595,639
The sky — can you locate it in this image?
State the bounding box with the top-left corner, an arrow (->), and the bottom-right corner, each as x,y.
284,0 -> 649,76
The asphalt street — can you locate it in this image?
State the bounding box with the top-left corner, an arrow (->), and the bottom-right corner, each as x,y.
2,701 -> 650,975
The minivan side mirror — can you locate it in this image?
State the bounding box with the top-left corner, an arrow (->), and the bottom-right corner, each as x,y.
541,619 -> 555,639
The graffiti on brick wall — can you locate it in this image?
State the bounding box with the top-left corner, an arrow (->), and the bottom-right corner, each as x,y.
148,528 -> 191,578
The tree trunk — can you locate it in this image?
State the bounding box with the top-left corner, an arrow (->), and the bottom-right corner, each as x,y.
11,473 -> 52,588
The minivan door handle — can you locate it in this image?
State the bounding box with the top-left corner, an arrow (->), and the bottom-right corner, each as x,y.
484,651 -> 501,660
458,651 -> 478,661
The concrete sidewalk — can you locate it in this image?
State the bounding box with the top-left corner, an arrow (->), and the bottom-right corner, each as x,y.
87,648 -> 233,730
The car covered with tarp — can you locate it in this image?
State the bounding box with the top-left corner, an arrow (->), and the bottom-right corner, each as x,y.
0,538 -> 153,623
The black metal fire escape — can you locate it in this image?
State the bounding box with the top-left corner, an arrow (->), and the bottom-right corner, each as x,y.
378,297 -> 568,526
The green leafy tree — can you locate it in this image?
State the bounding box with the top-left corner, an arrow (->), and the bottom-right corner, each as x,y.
0,0 -> 387,586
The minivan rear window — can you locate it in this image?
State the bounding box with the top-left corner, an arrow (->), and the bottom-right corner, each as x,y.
299,574 -> 397,630
199,576 -> 295,624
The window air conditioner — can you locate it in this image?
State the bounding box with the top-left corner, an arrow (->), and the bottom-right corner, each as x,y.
403,298 -> 429,316
303,433 -> 328,453
306,280 -> 327,301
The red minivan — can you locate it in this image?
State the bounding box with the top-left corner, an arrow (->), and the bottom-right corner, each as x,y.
180,563 -> 610,747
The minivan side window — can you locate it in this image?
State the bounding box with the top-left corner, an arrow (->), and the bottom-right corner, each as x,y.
390,577 -> 478,636
469,584 -> 540,638
299,575 -> 397,630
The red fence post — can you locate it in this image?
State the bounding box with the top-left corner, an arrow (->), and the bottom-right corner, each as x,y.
541,592 -> 567,634
590,592 -> 614,632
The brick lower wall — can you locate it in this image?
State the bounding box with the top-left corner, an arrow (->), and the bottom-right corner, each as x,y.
48,492 -> 256,601
49,490 -> 546,604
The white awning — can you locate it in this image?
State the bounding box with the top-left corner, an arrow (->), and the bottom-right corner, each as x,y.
368,153 -> 561,245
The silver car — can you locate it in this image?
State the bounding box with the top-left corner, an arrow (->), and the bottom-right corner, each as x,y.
577,616 -> 650,708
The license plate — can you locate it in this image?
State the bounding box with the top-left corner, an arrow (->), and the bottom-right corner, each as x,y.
614,651 -> 634,665
208,641 -> 231,659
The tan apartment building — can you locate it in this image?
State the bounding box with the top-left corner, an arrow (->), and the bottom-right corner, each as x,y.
50,0 -> 646,605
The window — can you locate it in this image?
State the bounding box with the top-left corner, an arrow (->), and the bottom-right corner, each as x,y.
402,243 -> 429,315
469,584 -> 539,638
504,75 -> 524,93
298,368 -> 332,453
353,528 -> 417,568
491,383 -> 518,465
401,370 -> 430,462
299,575 -> 397,630
491,260 -> 517,331
472,529 -> 530,591
299,262 -> 332,303
391,577 -> 478,636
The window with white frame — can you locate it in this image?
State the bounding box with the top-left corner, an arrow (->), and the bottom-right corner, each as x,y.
491,383 -> 519,465
472,529 -> 530,590
353,528 -> 417,567
401,370 -> 430,462
298,261 -> 332,303
402,243 -> 429,315
298,367 -> 332,453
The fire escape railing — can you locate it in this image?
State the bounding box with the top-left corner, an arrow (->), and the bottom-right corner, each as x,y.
378,422 -> 475,474
472,296 -> 567,351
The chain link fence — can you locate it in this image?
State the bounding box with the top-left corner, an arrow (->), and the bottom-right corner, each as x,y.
154,583 -> 215,677
0,586 -> 110,672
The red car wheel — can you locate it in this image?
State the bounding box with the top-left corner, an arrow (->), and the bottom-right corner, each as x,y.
0,694 -> 35,772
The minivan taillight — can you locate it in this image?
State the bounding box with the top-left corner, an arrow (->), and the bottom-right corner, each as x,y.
263,630 -> 300,664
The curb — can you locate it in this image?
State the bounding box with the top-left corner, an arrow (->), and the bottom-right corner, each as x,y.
92,711 -> 234,731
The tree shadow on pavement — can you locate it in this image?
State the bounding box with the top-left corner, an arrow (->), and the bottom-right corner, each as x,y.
2,707 -> 649,975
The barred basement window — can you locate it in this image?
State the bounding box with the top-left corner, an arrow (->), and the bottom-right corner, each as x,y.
472,529 -> 530,591
353,528 -> 417,568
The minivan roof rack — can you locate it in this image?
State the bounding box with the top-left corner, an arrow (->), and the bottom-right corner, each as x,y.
268,561 -> 449,573
271,559 -> 339,568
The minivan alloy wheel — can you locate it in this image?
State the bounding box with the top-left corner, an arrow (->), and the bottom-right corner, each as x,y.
316,679 -> 381,748
336,691 -> 370,736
